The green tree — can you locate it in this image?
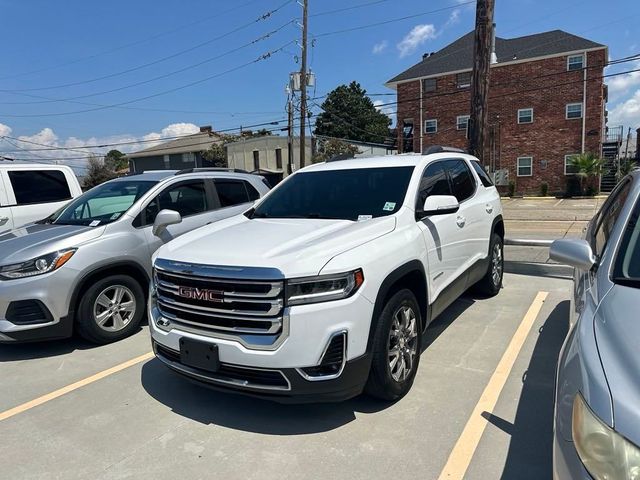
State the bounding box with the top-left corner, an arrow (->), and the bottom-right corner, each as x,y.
201,142 -> 227,168
618,157 -> 638,179
312,138 -> 360,163
314,81 -> 391,144
104,149 -> 128,171
83,155 -> 116,189
568,152 -> 604,195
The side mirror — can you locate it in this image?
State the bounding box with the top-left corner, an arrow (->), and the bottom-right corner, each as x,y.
152,209 -> 182,236
417,195 -> 460,219
549,239 -> 597,271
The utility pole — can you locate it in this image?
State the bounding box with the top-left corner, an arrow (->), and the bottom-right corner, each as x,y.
299,0 -> 309,168
468,0 -> 495,160
624,126 -> 632,158
287,86 -> 294,175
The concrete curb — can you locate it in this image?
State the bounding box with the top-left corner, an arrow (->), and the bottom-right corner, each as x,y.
504,261 -> 573,279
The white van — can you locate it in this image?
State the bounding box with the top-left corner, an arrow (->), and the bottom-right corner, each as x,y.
0,164 -> 82,234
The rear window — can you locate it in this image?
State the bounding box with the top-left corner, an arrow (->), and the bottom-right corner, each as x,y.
8,170 -> 72,205
215,180 -> 251,207
471,161 -> 494,187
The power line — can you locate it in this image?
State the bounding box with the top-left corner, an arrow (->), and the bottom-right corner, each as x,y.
0,0 -> 264,82
0,0 -> 294,93
310,0 -> 392,17
314,2 -> 474,38
0,41 -> 295,118
0,21 -> 294,106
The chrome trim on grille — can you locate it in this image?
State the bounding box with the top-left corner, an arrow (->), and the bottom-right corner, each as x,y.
156,291 -> 283,317
157,276 -> 283,298
155,258 -> 284,281
157,307 -> 281,334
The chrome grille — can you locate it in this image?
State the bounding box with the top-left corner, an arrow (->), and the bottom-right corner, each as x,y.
154,262 -> 284,337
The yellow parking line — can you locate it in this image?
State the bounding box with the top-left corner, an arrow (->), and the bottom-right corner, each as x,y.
437,291 -> 549,480
0,351 -> 154,422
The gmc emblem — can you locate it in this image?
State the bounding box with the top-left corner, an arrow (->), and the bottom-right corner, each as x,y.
177,286 -> 224,302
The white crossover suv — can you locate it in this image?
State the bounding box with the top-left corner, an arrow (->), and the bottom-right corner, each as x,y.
149,149 -> 504,402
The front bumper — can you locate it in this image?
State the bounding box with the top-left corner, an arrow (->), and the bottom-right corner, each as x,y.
553,426 -> 591,479
0,270 -> 77,342
152,340 -> 370,403
149,289 -> 376,403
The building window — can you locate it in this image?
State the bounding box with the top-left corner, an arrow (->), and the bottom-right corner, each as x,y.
457,115 -> 470,131
456,71 -> 471,89
424,119 -> 437,134
517,157 -> 533,177
275,148 -> 283,169
422,78 -> 437,93
518,108 -> 533,124
567,54 -> 585,71
565,154 -> 580,175
253,150 -> 260,170
566,103 -> 583,119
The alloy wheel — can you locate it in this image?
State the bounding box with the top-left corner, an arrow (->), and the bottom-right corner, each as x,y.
388,305 -> 418,382
492,242 -> 503,287
92,285 -> 137,332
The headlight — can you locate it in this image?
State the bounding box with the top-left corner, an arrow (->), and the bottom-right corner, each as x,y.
0,249 -> 77,280
286,269 -> 364,306
573,393 -> 640,479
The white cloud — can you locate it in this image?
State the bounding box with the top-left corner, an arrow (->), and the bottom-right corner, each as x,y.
608,89 -> 640,128
397,24 -> 438,58
607,61 -> 640,100
0,122 -> 200,170
0,123 -> 12,137
372,40 -> 388,55
445,8 -> 461,27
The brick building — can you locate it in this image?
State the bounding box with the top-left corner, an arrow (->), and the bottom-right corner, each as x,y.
386,30 -> 609,195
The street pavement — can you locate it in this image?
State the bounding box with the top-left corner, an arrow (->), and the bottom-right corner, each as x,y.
502,197 -> 606,264
0,274 -> 570,479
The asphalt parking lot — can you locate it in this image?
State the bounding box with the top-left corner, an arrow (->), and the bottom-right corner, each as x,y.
0,272 -> 570,480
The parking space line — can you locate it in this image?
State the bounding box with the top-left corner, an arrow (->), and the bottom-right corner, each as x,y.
436,291 -> 549,480
0,351 -> 154,422
553,199 -> 563,207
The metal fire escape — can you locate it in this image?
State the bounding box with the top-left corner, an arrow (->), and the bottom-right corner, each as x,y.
600,125 -> 623,193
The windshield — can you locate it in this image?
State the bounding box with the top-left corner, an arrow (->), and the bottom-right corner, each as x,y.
47,180 -> 157,227
251,167 -> 414,221
613,194 -> 640,288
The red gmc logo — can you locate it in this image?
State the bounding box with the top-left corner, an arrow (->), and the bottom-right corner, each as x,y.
177,286 -> 224,302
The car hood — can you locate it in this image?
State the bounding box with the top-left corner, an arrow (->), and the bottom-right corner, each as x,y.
156,214 -> 397,277
594,284 -> 640,446
0,223 -> 105,264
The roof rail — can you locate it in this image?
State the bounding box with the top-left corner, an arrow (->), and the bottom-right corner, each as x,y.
175,167 -> 250,175
422,145 -> 467,155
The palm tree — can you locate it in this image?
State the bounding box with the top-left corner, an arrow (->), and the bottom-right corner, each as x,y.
569,153 -> 604,195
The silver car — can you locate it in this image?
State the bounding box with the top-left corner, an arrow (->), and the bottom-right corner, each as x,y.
0,169 -> 269,344
551,170 -> 640,479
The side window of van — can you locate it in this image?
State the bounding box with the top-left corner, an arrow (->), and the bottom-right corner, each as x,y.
8,170 -> 72,205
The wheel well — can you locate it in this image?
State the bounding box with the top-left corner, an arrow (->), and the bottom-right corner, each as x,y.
493,218 -> 505,240
71,264 -> 149,318
382,270 -> 428,330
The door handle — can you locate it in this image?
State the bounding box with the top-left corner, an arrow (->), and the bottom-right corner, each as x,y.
485,204 -> 493,214
456,216 -> 466,228
0,216 -> 8,225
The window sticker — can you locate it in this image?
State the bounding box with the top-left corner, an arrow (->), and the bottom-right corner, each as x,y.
382,202 -> 396,212
89,220 -> 101,227
110,212 -> 121,220
357,215 -> 373,222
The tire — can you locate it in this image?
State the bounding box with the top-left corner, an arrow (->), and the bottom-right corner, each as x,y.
365,289 -> 422,401
76,274 -> 146,344
475,233 -> 504,297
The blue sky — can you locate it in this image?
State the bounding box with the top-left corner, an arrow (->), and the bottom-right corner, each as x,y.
0,0 -> 639,167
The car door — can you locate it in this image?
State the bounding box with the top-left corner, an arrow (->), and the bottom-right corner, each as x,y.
139,178 -> 220,256
0,171 -> 15,234
4,168 -> 74,229
415,161 -> 462,301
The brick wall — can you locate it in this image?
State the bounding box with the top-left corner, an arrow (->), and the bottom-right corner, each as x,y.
396,49 -> 607,195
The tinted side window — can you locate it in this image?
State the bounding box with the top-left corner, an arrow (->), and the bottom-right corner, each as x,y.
444,160 -> 476,202
417,162 -> 452,208
8,170 -> 72,205
215,180 -> 250,207
593,180 -> 631,257
144,181 -> 208,224
471,161 -> 494,187
245,182 -> 260,201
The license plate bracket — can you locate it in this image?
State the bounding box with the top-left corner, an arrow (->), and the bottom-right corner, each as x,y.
179,338 -> 220,372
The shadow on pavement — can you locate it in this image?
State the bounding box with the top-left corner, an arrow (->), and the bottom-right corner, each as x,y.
485,300 -> 570,479
141,295 -> 475,435
0,337 -> 94,361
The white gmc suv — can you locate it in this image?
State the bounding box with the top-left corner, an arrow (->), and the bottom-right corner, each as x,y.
149,150 -> 504,402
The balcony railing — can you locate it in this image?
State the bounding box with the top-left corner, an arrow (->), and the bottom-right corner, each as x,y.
604,125 -> 624,144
